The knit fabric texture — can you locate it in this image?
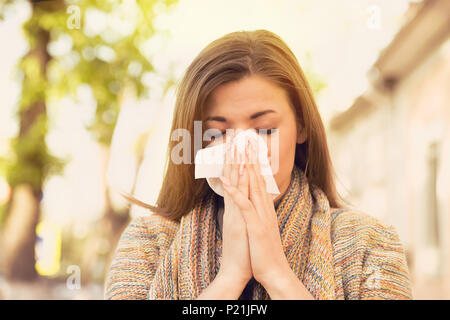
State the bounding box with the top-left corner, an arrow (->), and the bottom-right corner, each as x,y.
104,165 -> 412,300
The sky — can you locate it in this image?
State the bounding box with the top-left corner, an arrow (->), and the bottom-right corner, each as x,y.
0,0 -> 419,225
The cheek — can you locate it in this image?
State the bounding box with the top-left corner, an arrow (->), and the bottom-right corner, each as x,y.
266,127 -> 297,174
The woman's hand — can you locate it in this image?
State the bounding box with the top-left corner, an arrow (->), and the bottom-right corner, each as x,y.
220,138 -> 289,285
216,135 -> 252,288
220,138 -> 314,299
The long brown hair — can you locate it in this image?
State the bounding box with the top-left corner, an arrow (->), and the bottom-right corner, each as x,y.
123,29 -> 347,221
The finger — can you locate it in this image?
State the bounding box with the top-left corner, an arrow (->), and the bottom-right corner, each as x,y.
246,139 -> 270,218
221,178 -> 259,225
238,159 -> 249,198
222,135 -> 235,207
223,136 -> 232,180
230,143 -> 239,187
251,138 -> 273,209
251,139 -> 266,186
239,140 -> 246,176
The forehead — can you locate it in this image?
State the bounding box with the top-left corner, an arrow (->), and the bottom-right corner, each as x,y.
205,75 -> 292,117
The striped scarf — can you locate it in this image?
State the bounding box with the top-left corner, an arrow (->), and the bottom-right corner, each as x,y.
147,165 -> 337,299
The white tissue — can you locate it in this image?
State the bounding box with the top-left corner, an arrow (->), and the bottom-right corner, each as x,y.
194,129 -> 280,198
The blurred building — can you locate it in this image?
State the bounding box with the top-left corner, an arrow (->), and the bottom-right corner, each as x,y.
328,0 -> 450,299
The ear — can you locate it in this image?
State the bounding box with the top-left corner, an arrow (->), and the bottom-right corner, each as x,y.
296,124 -> 307,144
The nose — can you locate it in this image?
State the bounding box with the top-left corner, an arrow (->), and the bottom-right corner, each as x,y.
229,127 -> 257,137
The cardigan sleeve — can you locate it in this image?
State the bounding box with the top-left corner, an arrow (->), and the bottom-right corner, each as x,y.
104,214 -> 179,300
359,223 -> 413,300
331,210 -> 413,300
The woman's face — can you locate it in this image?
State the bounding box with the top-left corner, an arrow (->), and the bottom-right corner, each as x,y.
204,74 -> 307,202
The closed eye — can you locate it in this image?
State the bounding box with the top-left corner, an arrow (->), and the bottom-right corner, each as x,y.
204,129 -> 226,140
205,128 -> 277,140
257,128 -> 277,135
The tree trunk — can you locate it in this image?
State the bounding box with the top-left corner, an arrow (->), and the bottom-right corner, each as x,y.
1,185 -> 41,280
0,2 -> 51,281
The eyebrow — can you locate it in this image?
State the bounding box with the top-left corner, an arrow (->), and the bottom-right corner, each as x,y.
205,109 -> 276,122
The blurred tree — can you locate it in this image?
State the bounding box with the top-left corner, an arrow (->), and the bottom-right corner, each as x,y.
0,0 -> 63,281
0,0 -> 177,281
301,51 -> 327,96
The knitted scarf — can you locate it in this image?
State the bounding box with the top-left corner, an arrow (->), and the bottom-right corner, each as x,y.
147,165 -> 337,299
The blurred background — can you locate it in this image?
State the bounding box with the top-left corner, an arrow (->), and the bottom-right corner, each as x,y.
0,0 -> 448,299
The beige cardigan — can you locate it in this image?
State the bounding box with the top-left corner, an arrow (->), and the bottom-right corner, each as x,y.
105,208 -> 412,299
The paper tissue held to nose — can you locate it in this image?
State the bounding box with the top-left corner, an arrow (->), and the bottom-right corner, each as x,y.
194,129 -> 280,198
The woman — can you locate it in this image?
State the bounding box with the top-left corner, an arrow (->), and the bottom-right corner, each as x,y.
104,29 -> 412,300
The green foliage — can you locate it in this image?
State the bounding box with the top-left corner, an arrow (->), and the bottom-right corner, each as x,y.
0,155 -> 7,225
6,113 -> 67,194
0,0 -> 178,197
0,203 -> 6,226
45,0 -> 178,145
302,51 -> 328,95
17,56 -> 48,112
0,0 -> 14,22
